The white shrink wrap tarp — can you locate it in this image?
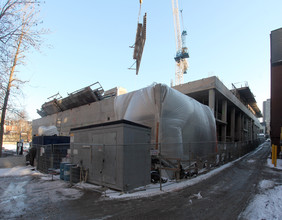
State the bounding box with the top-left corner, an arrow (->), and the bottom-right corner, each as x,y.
38,125 -> 59,136
114,84 -> 216,159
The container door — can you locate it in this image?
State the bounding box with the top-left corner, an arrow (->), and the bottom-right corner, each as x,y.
92,134 -> 104,183
102,132 -> 117,185
80,146 -> 91,175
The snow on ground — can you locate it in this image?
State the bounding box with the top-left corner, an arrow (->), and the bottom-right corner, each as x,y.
239,158 -> 282,220
25,177 -> 84,203
267,158 -> 282,170
2,143 -> 29,154
0,166 -> 41,177
0,166 -> 83,204
0,166 -> 83,218
0,158 -> 238,202
1,142 -> 280,220
103,146 -> 265,200
75,181 -> 105,192
103,161 -> 236,199
2,144 -> 17,152
239,181 -> 282,220
1,144 -> 262,201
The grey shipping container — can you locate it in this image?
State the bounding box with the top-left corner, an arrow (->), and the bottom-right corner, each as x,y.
70,120 -> 151,191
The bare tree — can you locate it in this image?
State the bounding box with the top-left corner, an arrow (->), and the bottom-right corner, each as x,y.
0,0 -> 45,156
14,110 -> 32,142
3,110 -> 32,143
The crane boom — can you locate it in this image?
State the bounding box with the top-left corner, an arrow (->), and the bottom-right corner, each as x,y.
171,0 -> 189,86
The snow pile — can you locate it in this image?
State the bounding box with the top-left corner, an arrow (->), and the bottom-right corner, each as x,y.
2,144 -> 16,152
259,180 -> 275,190
0,166 -> 83,202
240,158 -> 282,220
26,178 -> 83,203
267,158 -> 282,170
75,182 -> 105,192
191,192 -> 202,199
104,161 -> 234,199
1,180 -> 29,218
103,151 -> 256,200
0,166 -> 41,177
240,181 -> 282,220
0,169 -> 84,219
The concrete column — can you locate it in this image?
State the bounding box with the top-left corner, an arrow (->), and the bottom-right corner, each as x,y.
248,119 -> 254,142
216,98 -> 219,119
251,120 -> 254,141
241,115 -> 245,141
209,89 -> 215,116
230,107 -> 235,142
236,112 -> 241,141
221,100 -> 227,142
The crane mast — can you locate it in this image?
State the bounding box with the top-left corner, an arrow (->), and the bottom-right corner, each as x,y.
171,0 -> 189,86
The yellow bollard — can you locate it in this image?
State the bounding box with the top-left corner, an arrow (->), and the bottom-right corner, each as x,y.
274,145 -> 277,167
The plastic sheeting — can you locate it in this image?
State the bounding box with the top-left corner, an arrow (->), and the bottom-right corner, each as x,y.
114,84 -> 216,159
38,126 -> 59,136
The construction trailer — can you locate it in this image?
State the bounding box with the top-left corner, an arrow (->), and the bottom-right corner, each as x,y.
70,120 -> 151,191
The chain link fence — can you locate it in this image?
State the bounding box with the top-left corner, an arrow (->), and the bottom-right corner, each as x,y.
32,143 -> 70,173
28,139 -> 264,191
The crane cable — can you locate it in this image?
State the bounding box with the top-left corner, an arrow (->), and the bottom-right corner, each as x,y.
138,0 -> 142,23
180,9 -> 185,31
178,0 -> 185,31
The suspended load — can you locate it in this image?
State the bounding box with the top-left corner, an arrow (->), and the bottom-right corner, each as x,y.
129,0 -> 147,75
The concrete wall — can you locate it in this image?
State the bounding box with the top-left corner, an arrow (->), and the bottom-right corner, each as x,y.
270,28 -> 282,148
32,97 -> 116,136
270,64 -> 282,146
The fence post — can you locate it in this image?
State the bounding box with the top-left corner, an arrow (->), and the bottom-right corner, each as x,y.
159,143 -> 162,191
70,166 -> 73,186
188,144 -> 191,178
207,153 -> 211,171
176,159 -> 180,181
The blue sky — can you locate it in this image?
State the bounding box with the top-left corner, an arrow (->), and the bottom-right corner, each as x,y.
19,0 -> 282,120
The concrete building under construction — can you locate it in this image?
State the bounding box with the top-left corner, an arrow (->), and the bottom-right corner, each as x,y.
173,76 -> 262,143
32,76 -> 263,190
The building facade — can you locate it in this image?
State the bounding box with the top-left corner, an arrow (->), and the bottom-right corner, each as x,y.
270,28 -> 282,148
173,76 -> 262,143
3,119 -> 32,143
263,99 -> 271,135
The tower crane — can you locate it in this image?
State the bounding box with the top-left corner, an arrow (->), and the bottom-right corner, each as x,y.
171,0 -> 189,86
